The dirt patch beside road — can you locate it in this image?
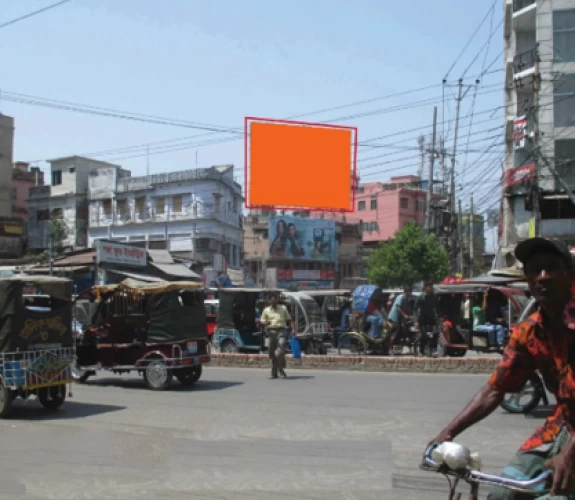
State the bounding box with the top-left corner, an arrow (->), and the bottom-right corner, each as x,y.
210,353 -> 499,373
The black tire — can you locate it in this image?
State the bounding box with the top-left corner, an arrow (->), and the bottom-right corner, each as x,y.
220,339 -> 239,354
38,385 -> 66,410
0,380 -> 13,418
501,377 -> 542,414
175,366 -> 202,386
143,357 -> 173,391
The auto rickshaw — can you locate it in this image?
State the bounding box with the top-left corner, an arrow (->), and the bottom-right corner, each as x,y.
283,291 -> 330,355
434,282 -> 529,356
301,290 -> 353,348
0,275 -> 75,417
213,288 -> 283,353
72,278 -> 211,391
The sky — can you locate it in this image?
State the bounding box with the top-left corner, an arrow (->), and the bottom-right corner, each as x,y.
1,0 -> 504,252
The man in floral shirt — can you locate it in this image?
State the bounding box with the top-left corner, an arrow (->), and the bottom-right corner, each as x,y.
428,237 -> 575,499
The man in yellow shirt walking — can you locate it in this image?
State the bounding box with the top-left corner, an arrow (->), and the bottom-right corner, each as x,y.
260,292 -> 295,379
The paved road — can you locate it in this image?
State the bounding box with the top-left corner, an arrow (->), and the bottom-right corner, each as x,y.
0,367 -> 550,500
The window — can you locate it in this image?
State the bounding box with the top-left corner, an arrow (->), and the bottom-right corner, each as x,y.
51,208 -> 63,219
358,201 -> 366,211
69,167 -> 76,174
400,197 -> 409,209
37,209 -> 50,221
370,197 -> 377,210
556,139 -> 575,187
554,73 -> 575,128
173,195 -> 183,213
369,222 -> 378,232
136,197 -> 145,214
213,194 -> 221,214
117,199 -> 127,215
51,170 -> 62,186
156,197 -> 165,215
554,10 -> 575,63
233,197 -> 238,213
102,199 -> 112,216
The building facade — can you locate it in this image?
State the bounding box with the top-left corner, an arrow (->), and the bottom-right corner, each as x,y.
243,212 -> 363,289
0,115 -> 15,218
87,164 -> 244,274
12,162 -> 44,246
28,156 -> 122,252
502,0 -> 575,265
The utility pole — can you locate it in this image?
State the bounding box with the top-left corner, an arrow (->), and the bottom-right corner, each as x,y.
458,200 -> 464,276
425,107 -> 438,234
531,44 -> 541,238
49,232 -> 54,276
439,135 -> 447,196
417,135 -> 426,178
470,194 -> 474,278
450,79 -> 464,274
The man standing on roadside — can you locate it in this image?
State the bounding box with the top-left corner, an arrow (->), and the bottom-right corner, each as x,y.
260,292 -> 295,379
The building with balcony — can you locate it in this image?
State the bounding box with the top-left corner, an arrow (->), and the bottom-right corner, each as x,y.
501,0 -> 575,265
87,164 -> 244,274
28,156 -> 124,252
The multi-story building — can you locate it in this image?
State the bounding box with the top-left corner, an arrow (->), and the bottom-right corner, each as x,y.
28,156 -> 123,252
0,115 -> 15,218
501,0 -> 575,265
88,164 -> 244,273
12,162 -> 44,245
243,212 -> 363,289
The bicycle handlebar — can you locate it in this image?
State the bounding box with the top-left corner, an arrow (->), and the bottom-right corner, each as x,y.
422,444 -> 552,494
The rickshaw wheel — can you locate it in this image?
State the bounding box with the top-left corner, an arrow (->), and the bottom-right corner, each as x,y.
0,380 -> 13,418
175,366 -> 202,386
143,357 -> 173,391
38,386 -> 66,410
220,340 -> 239,354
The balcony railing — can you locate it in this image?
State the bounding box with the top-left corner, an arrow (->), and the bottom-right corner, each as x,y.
513,0 -> 535,13
513,48 -> 537,74
89,208 -> 241,228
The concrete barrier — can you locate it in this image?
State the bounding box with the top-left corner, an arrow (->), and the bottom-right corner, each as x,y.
210,353 -> 500,374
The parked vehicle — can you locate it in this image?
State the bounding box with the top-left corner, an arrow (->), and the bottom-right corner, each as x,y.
204,299 -> 219,338
213,288 -> 279,353
284,292 -> 329,355
0,276 -> 75,417
300,289 -> 352,348
422,442 -> 552,499
433,283 -> 529,357
337,285 -> 389,355
72,279 -> 210,391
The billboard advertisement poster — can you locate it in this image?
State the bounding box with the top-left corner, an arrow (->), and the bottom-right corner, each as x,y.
268,216 -> 336,261
277,280 -> 334,291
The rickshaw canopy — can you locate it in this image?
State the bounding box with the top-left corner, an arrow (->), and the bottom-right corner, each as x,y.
434,283 -> 529,313
216,288 -> 282,330
0,276 -> 74,352
352,285 -> 385,313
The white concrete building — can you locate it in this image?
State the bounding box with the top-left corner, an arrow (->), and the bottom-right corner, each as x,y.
88,164 -> 244,272
501,0 -> 575,264
28,156 -> 126,251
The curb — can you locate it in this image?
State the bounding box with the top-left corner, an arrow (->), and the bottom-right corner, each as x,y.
210,353 -> 500,374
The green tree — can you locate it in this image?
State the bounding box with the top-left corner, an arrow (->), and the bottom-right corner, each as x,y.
41,217 -> 69,261
367,221 -> 449,287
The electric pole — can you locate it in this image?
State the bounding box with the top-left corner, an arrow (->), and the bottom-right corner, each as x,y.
418,135 -> 426,178
531,44 -> 541,238
470,194 -> 474,278
449,79 -> 464,274
425,107 -> 438,234
439,135 -> 447,196
458,199 -> 464,276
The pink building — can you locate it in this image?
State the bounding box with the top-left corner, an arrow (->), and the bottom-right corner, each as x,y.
12,161 -> 44,226
323,175 -> 437,248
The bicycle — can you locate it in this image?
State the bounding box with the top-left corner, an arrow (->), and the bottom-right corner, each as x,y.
421,442 -> 552,500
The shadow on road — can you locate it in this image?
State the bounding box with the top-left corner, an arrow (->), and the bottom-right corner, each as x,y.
4,400 -> 126,420
284,375 -> 315,381
86,378 -> 244,392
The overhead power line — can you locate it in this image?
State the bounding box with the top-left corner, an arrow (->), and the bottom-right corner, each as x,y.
0,0 -> 71,30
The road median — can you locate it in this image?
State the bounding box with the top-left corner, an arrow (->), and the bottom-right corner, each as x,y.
210,353 -> 499,374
